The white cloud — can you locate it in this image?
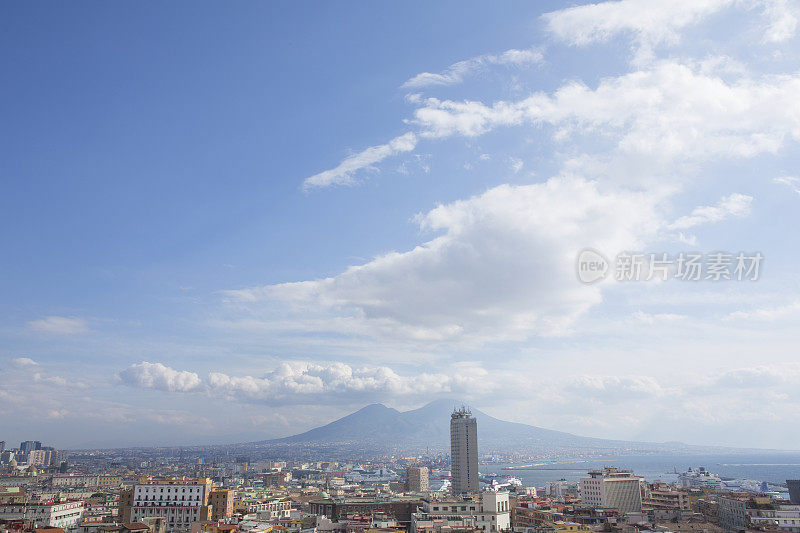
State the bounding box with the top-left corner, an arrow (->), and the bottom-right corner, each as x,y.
118,361 -> 203,393
206,361 -> 489,403
11,357 -> 39,367
117,360 -> 497,405
564,374 -> 670,401
668,193 -> 753,230
303,133 -> 417,190
773,175 -> 800,196
223,176 -> 662,343
629,310 -> 687,324
543,0 -> 734,64
676,232 -> 699,246
715,363 -> 800,387
27,316 -> 89,335
726,300 -> 800,320
402,48 -> 543,89
412,62 -> 800,162
312,61 -> 800,189
761,0 -> 800,43
542,0 -> 799,62
33,373 -> 68,387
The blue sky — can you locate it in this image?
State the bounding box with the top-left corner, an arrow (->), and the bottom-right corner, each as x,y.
2,0 -> 800,449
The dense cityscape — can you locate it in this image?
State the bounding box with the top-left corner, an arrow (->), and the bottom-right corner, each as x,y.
2,409 -> 800,533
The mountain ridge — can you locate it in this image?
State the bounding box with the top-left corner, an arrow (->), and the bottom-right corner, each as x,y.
261,398 -> 703,454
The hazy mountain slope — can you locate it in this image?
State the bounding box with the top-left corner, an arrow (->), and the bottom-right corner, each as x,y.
268,398 -> 655,452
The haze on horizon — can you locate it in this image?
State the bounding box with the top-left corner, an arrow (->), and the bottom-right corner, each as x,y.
2,0 -> 800,450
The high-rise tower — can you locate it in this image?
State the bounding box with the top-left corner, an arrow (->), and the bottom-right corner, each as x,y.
450,406 -> 478,495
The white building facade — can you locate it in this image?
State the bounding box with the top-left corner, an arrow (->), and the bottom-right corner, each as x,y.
580,468 -> 643,514
412,491 -> 511,533
129,478 -> 212,531
747,504 -> 800,532
0,500 -> 84,528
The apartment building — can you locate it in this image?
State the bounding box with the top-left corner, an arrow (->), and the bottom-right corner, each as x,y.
407,467 -> 430,493
579,468 -> 643,514
234,496 -> 291,518
53,475 -> 100,488
719,496 -> 800,533
717,496 -> 748,531
747,503 -> 800,532
644,488 -> 690,510
412,491 -> 511,533
0,500 -> 84,528
207,490 -> 233,521
126,477 -> 213,532
309,497 -> 422,527
517,521 -> 591,533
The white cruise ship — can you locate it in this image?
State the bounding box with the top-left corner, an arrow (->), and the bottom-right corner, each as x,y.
677,467 -> 723,489
344,467 -> 399,483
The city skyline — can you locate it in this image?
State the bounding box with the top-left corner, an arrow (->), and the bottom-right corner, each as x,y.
3,0 -> 800,449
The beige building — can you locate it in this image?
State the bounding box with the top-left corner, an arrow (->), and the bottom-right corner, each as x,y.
645,488 -> 690,510
28,450 -> 53,467
53,474 -> 101,488
0,487 -> 27,504
407,467 -> 430,493
98,475 -> 123,489
235,497 -> 292,519
208,490 -> 234,521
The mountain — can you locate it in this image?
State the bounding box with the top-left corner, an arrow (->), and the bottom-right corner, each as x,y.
263,399 -> 695,454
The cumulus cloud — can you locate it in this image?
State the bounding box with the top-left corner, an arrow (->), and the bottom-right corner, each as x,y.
668,193 -> 753,230
27,316 -> 89,335
206,361 -> 491,403
402,48 -> 543,89
11,357 -> 39,367
542,0 -> 734,65
118,360 -> 496,405
118,361 -> 203,393
303,133 -> 417,190
311,60 -> 800,189
715,363 -> 800,388
564,374 -> 671,401
413,62 -> 800,161
223,176 -> 662,343
541,0 -> 799,62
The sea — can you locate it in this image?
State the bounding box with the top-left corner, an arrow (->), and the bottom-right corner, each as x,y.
479,452 -> 800,489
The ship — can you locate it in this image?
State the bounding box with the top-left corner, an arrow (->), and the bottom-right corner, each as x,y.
344,467 -> 399,483
677,466 -> 723,489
